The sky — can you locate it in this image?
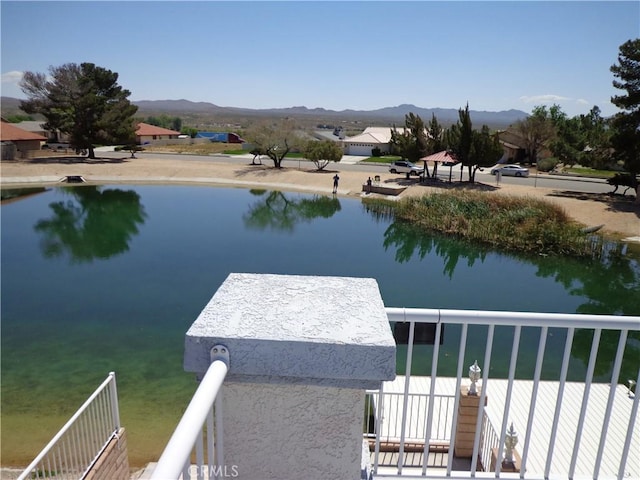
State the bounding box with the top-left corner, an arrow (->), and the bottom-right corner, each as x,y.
1,1 -> 639,118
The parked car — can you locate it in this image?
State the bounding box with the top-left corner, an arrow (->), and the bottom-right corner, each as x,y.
389,160 -> 424,176
491,164 -> 530,177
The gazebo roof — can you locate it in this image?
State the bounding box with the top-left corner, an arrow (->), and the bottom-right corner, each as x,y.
420,150 -> 459,165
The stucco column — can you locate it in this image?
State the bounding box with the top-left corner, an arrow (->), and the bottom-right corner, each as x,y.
184,273 -> 396,480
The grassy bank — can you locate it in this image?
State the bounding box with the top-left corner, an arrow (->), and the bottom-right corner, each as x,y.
365,190 -> 596,257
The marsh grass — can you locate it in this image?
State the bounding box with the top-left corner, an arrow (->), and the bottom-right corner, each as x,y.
366,190 -> 595,256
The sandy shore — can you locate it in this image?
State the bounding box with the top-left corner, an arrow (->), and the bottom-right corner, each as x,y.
1,154 -> 639,239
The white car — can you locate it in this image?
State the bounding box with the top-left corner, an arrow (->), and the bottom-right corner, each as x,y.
491,164 -> 530,177
389,160 -> 424,176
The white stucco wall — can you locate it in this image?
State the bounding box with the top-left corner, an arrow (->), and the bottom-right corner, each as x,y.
222,382 -> 364,480
183,273 -> 396,479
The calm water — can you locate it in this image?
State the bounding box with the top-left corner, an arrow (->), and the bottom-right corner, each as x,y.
2,184 -> 639,466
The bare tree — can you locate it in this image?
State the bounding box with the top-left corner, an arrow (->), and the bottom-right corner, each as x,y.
244,119 -> 303,168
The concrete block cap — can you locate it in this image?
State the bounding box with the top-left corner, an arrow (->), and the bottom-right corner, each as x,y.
184,273 -> 396,388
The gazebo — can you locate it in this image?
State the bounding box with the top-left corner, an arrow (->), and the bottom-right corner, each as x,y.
420,150 -> 459,182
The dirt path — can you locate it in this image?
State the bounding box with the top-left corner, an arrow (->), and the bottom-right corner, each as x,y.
2,155 -> 638,239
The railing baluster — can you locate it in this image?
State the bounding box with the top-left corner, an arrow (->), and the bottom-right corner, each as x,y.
471,324 -> 494,476
520,325 -> 547,477
545,326 -> 575,478
422,320 -> 442,475
214,391 -> 225,480
373,382 -> 384,473
495,325 -> 521,476
569,328 -> 602,478
207,407 -> 214,475
108,372 -> 121,430
447,322 -> 468,475
618,366 -> 640,480
594,329 -> 628,478
397,314 -> 414,474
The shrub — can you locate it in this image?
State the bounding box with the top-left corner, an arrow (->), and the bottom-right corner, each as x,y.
537,157 -> 559,172
364,190 -> 594,257
371,147 -> 382,157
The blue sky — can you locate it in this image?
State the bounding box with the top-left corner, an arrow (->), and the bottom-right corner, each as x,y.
1,1 -> 638,117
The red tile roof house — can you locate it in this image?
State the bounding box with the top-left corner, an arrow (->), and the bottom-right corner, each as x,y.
0,119 -> 47,160
135,122 -> 181,145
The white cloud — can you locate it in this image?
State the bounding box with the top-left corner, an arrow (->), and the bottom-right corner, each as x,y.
1,71 -> 23,84
519,94 -> 570,104
576,98 -> 589,105
1,71 -> 26,98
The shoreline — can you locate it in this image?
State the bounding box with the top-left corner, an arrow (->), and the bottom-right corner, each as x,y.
1,154 -> 639,239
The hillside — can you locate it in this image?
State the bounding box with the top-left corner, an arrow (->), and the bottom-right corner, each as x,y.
1,96 -> 528,130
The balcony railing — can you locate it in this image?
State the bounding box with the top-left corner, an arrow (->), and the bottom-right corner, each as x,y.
151,345 -> 229,480
18,372 -> 121,480
156,306 -> 639,480
372,308 -> 639,479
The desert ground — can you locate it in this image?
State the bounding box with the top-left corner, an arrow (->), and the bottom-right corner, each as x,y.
1,153 -> 639,240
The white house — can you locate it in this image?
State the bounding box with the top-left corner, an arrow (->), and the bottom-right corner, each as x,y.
342,127 -> 394,156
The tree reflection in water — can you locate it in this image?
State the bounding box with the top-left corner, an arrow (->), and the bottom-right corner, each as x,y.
243,190 -> 341,232
34,186 -> 147,262
364,200 -> 640,383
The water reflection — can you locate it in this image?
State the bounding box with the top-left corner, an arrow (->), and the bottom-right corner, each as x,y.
365,199 -> 640,382
243,190 -> 341,232
535,243 -> 640,316
34,186 -> 147,262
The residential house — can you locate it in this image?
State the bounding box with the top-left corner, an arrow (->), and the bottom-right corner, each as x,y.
0,119 -> 46,159
135,123 -> 181,144
342,127 -> 394,156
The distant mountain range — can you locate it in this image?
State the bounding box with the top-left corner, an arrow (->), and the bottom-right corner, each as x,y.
131,99 -> 528,126
2,96 -> 528,128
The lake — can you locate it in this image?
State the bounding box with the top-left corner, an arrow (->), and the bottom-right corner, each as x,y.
2,184 -> 638,467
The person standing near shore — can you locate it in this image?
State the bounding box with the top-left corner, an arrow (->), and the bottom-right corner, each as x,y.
332,173 -> 340,194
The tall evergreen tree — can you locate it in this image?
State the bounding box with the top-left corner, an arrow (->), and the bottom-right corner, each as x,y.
609,38 -> 640,199
20,63 -> 138,159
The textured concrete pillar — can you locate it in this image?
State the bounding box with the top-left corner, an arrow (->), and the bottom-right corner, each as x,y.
184,273 -> 396,480
454,385 -> 487,458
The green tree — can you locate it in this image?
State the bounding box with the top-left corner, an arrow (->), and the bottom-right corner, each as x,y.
390,113 -> 431,177
513,105 -> 556,164
5,114 -> 35,123
244,119 -> 302,168
20,63 -> 137,159
444,104 -> 474,181
548,105 -> 611,169
426,114 -> 445,154
609,38 -> 640,199
470,125 -> 504,180
302,140 -> 343,171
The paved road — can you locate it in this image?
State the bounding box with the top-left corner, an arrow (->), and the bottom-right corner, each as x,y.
99,150 -> 615,196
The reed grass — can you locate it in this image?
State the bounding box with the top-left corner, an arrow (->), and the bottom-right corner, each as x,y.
365,190 -> 594,256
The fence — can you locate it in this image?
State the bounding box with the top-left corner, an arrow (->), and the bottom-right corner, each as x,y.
18,372 -> 121,480
371,307 -> 640,478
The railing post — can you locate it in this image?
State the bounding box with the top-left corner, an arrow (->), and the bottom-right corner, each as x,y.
454,361 -> 487,459
108,371 -> 121,430
184,273 -> 396,480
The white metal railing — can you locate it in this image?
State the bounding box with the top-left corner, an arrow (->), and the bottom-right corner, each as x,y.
371,307 -> 640,479
480,410 -> 500,474
365,391 -> 455,443
151,345 -> 229,480
18,372 -> 121,480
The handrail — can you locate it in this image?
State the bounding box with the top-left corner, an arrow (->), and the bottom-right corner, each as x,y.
152,345 -> 229,480
18,372 -> 120,480
385,307 -> 639,329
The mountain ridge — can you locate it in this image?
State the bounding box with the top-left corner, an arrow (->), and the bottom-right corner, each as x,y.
2,96 -> 529,127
